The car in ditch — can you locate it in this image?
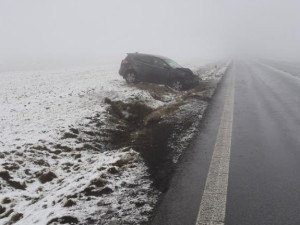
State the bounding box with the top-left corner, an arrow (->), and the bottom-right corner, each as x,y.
119,53 -> 200,91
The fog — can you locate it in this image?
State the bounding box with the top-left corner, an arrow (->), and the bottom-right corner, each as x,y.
1,0 -> 300,67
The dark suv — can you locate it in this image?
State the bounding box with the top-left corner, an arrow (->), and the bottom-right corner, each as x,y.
119,53 -> 200,90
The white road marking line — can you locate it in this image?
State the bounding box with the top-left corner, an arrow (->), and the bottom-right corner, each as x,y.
256,61 -> 300,82
196,64 -> 236,225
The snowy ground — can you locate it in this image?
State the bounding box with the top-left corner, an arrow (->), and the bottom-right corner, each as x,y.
0,61 -> 229,225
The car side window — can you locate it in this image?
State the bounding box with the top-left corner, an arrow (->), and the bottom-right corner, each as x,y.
138,56 -> 153,65
153,58 -> 168,68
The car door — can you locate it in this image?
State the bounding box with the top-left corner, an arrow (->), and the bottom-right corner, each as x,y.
134,55 -> 154,82
150,57 -> 170,84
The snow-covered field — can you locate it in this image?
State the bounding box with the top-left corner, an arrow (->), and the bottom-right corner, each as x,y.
0,61 -> 229,225
1,64 -> 164,149
0,64 -> 162,225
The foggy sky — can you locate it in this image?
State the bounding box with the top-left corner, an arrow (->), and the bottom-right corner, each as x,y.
1,0 -> 300,65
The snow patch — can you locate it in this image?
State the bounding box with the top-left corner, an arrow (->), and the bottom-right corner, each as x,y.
0,60 -> 230,224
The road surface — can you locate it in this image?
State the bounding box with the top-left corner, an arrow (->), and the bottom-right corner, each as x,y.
151,61 -> 300,225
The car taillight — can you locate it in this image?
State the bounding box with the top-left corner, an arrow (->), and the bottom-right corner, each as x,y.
122,59 -> 130,65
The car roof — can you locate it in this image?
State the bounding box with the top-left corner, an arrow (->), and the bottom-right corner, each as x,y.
127,53 -> 169,60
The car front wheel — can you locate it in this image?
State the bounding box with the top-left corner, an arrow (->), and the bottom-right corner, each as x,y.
171,80 -> 183,91
124,71 -> 137,83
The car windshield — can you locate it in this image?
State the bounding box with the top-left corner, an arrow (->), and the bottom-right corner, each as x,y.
163,58 -> 183,69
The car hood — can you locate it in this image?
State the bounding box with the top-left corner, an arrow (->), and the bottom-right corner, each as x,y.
176,68 -> 193,74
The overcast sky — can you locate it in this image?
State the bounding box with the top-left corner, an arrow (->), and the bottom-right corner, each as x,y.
1,0 -> 300,65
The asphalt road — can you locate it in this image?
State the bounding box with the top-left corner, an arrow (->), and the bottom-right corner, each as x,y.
261,60 -> 300,78
151,61 -> 300,225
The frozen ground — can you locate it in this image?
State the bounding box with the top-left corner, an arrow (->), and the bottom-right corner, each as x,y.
0,61 -> 229,225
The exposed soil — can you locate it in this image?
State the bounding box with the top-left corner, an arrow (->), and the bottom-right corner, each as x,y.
0,62 -> 228,225
104,80 -> 217,192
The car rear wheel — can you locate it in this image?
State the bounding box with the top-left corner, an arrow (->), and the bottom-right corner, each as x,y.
171,80 -> 183,91
124,71 -> 137,83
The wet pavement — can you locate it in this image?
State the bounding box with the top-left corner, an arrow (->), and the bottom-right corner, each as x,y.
151,61 -> 300,225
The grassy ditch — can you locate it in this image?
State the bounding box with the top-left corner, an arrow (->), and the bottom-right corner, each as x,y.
103,80 -> 216,192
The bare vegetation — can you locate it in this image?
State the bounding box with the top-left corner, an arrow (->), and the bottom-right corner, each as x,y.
0,62 -> 229,225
